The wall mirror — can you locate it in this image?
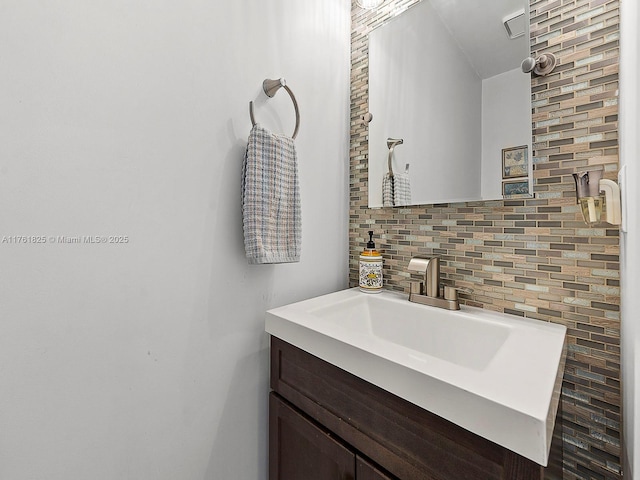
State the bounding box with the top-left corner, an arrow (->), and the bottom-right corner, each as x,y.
368,0 -> 533,208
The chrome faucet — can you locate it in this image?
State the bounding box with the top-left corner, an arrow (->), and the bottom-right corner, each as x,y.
407,256 -> 460,310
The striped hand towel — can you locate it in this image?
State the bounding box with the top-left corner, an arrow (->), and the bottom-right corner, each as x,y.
242,124 -> 301,264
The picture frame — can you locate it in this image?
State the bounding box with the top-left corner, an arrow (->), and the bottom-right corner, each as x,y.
502,145 -> 529,179
502,178 -> 530,197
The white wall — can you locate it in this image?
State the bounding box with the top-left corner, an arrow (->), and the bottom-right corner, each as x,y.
620,0 -> 640,477
368,0 -> 482,207
481,68 -> 532,200
0,1 -> 351,479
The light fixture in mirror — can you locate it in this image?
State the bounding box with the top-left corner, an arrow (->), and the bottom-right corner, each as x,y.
367,0 -> 533,208
357,0 -> 385,10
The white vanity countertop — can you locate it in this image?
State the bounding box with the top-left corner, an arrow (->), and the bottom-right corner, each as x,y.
265,288 -> 567,466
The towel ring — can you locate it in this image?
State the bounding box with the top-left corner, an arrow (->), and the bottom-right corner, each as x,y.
387,138 -> 404,176
249,78 -> 300,139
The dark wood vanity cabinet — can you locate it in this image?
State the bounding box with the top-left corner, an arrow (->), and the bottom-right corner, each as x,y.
269,337 -> 562,480
270,393 -> 395,480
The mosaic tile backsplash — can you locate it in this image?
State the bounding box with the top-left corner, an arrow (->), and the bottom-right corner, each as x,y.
349,0 -> 622,478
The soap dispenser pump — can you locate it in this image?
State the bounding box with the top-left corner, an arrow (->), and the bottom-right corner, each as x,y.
359,231 -> 383,294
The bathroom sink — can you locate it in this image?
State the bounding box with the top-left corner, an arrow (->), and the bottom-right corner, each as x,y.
308,293 -> 510,371
265,288 -> 566,466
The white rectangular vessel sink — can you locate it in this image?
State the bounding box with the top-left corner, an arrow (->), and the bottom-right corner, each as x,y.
265,288 -> 566,466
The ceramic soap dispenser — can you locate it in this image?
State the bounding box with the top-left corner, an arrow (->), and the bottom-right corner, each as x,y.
359,231 -> 383,293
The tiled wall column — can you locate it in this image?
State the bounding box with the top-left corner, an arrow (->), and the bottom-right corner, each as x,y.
349,0 -> 622,478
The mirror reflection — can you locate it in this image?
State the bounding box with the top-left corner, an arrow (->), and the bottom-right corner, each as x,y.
368,0 -> 533,208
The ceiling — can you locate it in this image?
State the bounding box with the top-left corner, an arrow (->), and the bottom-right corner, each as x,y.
427,0 -> 529,79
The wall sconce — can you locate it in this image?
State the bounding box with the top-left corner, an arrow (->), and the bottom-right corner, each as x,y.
356,0 -> 385,9
572,169 -> 622,226
521,53 -> 557,76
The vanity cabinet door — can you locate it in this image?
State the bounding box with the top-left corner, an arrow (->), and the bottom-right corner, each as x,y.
269,392 -> 356,480
357,456 -> 398,480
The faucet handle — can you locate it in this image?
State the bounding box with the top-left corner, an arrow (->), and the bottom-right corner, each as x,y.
410,281 -> 424,296
444,286 -> 474,301
443,286 -> 458,301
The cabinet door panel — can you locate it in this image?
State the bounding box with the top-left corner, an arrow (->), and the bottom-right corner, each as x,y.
357,456 -> 398,480
270,393 -> 355,480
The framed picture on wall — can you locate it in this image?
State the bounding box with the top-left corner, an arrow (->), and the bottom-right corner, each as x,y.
502,145 -> 529,179
502,179 -> 530,197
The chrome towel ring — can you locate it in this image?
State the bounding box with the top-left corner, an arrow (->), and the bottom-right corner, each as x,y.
387,138 -> 403,176
249,78 -> 300,139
